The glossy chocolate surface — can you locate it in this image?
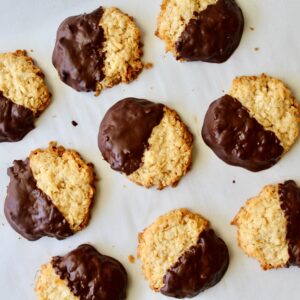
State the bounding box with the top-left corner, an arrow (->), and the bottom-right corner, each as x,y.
4,159 -> 72,240
52,244 -> 128,300
278,180 -> 300,266
98,98 -> 164,175
201,95 -> 283,171
161,229 -> 229,298
176,0 -> 244,62
0,91 -> 34,142
52,7 -> 105,92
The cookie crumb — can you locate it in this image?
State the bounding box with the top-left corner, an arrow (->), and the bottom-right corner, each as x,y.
145,63 -> 153,70
250,27 -> 255,31
254,47 -> 259,52
72,120 -> 78,127
232,180 -> 236,184
128,255 -> 135,264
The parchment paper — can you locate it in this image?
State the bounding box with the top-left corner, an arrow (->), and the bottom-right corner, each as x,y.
1,1 -> 300,299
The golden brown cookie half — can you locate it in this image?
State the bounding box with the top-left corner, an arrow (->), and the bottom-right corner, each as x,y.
138,208 -> 229,298
98,98 -> 193,189
52,6 -> 144,95
156,0 -> 244,62
202,74 -> 300,171
4,142 -> 95,240
232,180 -> 300,270
35,244 -> 128,300
0,50 -> 51,142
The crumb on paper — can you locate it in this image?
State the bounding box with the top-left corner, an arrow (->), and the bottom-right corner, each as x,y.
232,180 -> 236,184
128,255 -> 135,264
254,47 -> 260,52
250,27 -> 255,31
145,63 -> 153,70
222,90 -> 225,93
72,120 -> 78,127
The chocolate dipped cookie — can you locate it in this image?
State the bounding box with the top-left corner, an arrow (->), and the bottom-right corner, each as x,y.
232,180 -> 300,270
202,74 -> 300,171
0,50 -> 51,142
98,98 -> 193,189
138,209 -> 229,298
52,6 -> 144,95
35,244 -> 127,300
4,142 -> 95,240
156,0 -> 244,62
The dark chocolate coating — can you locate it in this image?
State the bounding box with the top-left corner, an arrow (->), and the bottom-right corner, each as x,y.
52,244 -> 128,300
98,98 -> 164,175
161,229 -> 229,298
175,0 -> 244,63
52,7 -> 105,92
278,180 -> 300,266
201,95 -> 284,172
4,159 -> 73,241
0,91 -> 34,142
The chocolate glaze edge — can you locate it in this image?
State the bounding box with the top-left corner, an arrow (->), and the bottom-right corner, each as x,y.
175,0 -> 244,63
201,94 -> 283,172
52,244 -> 128,300
52,7 -> 106,92
278,180 -> 300,267
4,159 -> 73,240
98,97 -> 164,175
0,91 -> 35,142
161,229 -> 229,298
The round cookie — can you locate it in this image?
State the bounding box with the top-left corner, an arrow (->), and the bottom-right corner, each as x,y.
52,6 -> 144,95
138,209 -> 229,298
4,142 -> 95,240
0,50 -> 51,142
202,74 -> 300,171
98,98 -> 193,189
156,0 -> 244,62
35,244 -> 128,300
232,180 -> 300,270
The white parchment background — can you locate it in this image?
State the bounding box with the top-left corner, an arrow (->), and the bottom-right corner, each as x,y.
1,1 -> 300,299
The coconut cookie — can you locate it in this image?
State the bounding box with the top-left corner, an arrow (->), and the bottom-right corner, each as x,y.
202,74 -> 300,171
52,6 -> 144,95
0,50 -> 51,142
232,180 -> 300,270
35,244 -> 128,300
156,0 -> 244,62
4,142 -> 95,241
138,209 -> 229,298
98,98 -> 193,189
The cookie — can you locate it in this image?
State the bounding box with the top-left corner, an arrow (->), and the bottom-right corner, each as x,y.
0,50 -> 51,142
4,142 -> 95,240
232,180 -> 300,270
138,209 -> 229,298
202,74 -> 300,171
156,0 -> 244,62
98,98 -> 193,189
52,6 -> 144,95
35,244 -> 128,300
